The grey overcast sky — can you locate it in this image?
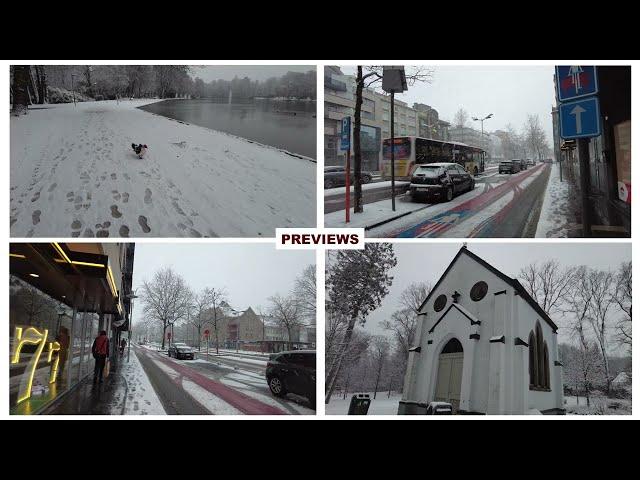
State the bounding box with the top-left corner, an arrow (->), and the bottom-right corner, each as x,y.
356,243 -> 631,352
340,65 -> 556,142
131,244 -> 314,325
191,65 -> 315,83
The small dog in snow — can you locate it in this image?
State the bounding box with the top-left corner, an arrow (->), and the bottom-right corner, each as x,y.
131,143 -> 148,159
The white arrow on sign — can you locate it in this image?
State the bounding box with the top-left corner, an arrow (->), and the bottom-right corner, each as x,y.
570,104 -> 586,134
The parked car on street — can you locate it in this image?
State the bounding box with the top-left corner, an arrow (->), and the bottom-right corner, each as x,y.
168,343 -> 195,360
499,160 -> 522,174
324,166 -> 373,189
409,162 -> 475,203
266,350 -> 316,408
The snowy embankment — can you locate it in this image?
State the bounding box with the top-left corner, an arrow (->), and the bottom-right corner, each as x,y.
10,99 -> 315,237
326,393 -> 401,415
535,162 -> 570,238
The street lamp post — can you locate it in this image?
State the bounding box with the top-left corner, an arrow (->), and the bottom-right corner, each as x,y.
472,113 -> 493,172
382,67 -> 408,212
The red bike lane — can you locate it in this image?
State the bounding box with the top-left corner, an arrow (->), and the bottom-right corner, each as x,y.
392,163 -> 548,238
139,347 -> 286,415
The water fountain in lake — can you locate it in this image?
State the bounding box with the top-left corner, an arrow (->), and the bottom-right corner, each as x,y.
228,88 -> 233,104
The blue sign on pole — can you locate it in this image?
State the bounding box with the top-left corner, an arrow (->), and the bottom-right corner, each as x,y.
555,66 -> 598,102
559,97 -> 601,139
340,117 -> 351,151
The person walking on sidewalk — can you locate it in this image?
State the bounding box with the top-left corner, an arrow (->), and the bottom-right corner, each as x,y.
119,337 -> 127,356
92,331 -> 110,384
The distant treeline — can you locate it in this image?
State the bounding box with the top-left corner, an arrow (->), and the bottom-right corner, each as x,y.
192,70 -> 316,100
10,66 -> 316,113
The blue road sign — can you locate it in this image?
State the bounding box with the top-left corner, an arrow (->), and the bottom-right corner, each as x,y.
559,97 -> 601,139
340,117 -> 351,151
556,66 -> 598,102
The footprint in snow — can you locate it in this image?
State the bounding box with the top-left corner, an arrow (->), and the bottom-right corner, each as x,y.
122,192 -> 129,203
138,216 -> 151,233
119,225 -> 130,237
31,192 -> 40,202
48,183 -> 57,192
144,189 -> 152,205
110,205 -> 123,218
32,210 -> 41,225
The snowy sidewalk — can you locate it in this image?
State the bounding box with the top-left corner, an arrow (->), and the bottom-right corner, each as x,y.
44,348 -> 165,415
535,162 -> 572,238
10,99 -> 315,237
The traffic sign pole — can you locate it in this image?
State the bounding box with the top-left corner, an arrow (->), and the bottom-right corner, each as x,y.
345,149 -> 351,223
578,139 -> 592,237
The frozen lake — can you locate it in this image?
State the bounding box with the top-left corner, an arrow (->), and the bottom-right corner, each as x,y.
139,98 -> 316,158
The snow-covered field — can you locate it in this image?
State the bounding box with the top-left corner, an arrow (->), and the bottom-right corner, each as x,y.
326,393 -> 401,415
564,395 -> 632,415
535,162 -> 570,238
10,99 -> 315,237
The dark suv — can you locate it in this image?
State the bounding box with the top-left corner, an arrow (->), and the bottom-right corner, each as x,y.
324,166 -> 373,189
409,162 -> 474,203
266,350 -> 316,408
168,343 -> 194,360
499,160 -> 522,174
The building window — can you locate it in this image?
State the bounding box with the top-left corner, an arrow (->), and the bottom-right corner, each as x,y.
434,294 -> 447,312
528,323 -> 551,391
470,281 -> 488,301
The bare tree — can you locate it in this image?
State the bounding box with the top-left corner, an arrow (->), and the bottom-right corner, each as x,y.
613,261 -> 632,352
140,268 -> 192,350
293,264 -> 316,326
208,287 -> 228,354
190,288 -> 216,351
269,293 -> 302,349
381,308 -> 416,374
519,260 -> 576,316
453,107 -> 469,128
325,243 -> 397,403
524,114 -> 548,160
370,336 -> 390,399
351,66 -> 434,213
399,281 -> 432,314
12,66 -> 31,115
586,269 -> 616,394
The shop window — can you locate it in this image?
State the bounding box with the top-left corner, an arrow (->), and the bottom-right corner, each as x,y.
614,120 -> 631,204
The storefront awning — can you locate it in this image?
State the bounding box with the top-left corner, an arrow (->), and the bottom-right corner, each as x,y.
10,243 -> 122,316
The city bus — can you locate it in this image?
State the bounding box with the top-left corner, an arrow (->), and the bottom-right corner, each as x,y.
382,136 -> 486,181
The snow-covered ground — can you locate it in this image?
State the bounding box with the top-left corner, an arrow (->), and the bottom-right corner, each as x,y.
326,393 -> 401,415
10,99 -> 315,237
535,162 -> 571,238
324,181 -> 410,196
110,348 -> 166,415
564,395 -> 632,415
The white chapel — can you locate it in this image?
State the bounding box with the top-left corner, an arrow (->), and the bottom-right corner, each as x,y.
398,247 -> 565,415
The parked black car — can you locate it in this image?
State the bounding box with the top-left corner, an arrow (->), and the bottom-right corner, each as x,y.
324,166 -> 373,189
499,160 -> 522,174
409,162 -> 475,203
168,343 -> 194,360
266,350 -> 316,408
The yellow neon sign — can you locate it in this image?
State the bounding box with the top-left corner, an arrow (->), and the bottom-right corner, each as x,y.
9,253 -> 26,259
52,242 -> 72,263
47,341 -> 61,384
71,261 -> 105,268
106,265 -> 118,298
11,327 -> 49,404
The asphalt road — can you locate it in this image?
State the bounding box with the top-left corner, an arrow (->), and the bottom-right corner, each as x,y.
135,345 -> 210,415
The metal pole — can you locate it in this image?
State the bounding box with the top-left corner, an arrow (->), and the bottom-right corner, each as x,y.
391,92 -> 396,212
577,138 -> 592,237
345,148 -> 351,223
127,298 -> 133,362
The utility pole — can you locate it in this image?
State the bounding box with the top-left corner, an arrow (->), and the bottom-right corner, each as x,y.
577,138 -> 592,237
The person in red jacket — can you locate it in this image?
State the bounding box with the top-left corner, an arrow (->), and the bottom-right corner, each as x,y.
92,331 -> 110,384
